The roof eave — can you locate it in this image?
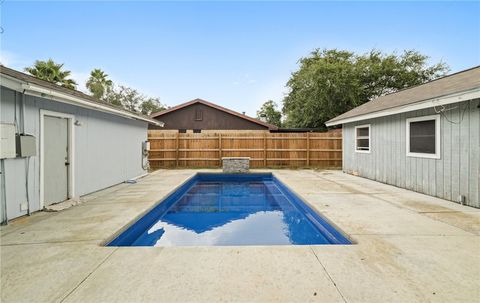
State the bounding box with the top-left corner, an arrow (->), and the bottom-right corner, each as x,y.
326,88 -> 480,126
1,73 -> 164,127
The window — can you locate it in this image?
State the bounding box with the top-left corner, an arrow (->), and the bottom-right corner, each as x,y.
178,129 -> 187,133
355,124 -> 370,153
406,115 -> 440,159
193,129 -> 201,133
195,109 -> 203,121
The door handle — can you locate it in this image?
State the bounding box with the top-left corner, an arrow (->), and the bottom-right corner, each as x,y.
65,162 -> 70,166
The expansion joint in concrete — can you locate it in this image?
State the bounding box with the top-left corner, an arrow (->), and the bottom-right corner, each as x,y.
309,246 -> 348,303
59,247 -> 119,303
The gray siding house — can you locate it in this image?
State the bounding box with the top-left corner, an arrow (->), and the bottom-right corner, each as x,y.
326,67 -> 480,208
0,66 -> 163,222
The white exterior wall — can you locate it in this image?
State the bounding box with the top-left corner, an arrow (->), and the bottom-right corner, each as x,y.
343,99 -> 479,208
1,87 -> 148,221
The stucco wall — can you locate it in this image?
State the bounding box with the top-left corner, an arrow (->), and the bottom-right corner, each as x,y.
0,87 -> 148,221
342,99 -> 479,208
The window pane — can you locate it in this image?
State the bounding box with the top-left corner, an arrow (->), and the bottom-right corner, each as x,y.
410,120 -> 435,137
357,127 -> 369,137
410,120 -> 435,154
410,136 -> 435,153
356,139 -> 369,150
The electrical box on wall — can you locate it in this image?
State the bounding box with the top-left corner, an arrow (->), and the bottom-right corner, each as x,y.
143,141 -> 150,152
16,134 -> 37,157
0,123 -> 16,159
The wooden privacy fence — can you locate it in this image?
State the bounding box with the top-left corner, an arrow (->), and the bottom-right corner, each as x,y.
148,130 -> 342,168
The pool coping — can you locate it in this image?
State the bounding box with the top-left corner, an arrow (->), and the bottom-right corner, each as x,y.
102,172 -> 355,246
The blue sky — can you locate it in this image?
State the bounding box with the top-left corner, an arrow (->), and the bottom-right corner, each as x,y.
1,1 -> 479,116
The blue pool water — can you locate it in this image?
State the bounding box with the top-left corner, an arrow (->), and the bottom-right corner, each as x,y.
108,173 -> 351,246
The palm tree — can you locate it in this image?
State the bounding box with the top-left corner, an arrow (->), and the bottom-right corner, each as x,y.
24,59 -> 77,89
86,69 -> 113,100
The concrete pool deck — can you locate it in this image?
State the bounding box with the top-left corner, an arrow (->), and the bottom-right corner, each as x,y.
1,169 -> 479,302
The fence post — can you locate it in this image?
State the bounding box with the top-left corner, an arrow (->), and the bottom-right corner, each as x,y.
218,133 -> 222,167
175,132 -> 179,168
263,133 -> 267,167
306,132 -> 310,167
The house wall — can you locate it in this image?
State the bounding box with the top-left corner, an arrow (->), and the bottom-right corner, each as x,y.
150,103 -> 268,130
0,87 -> 148,221
343,99 -> 479,208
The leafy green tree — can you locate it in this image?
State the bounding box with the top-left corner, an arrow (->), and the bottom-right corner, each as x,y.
257,100 -> 282,127
86,69 -> 113,100
106,85 -> 165,114
24,59 -> 77,89
105,86 -> 141,111
282,49 -> 449,129
140,98 -> 166,115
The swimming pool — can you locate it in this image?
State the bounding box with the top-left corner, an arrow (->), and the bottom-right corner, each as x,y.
108,173 -> 351,246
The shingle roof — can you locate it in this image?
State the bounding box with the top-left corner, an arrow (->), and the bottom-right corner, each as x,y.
151,98 -> 279,130
0,65 -> 162,126
326,66 -> 480,125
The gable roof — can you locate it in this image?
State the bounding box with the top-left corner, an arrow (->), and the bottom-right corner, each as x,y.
151,98 -> 278,130
326,66 -> 480,126
0,65 -> 163,126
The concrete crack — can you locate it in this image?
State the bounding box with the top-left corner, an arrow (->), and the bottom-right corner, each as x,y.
59,247 -> 118,303
309,246 -> 348,303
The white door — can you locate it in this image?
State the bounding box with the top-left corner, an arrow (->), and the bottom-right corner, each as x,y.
44,116 -> 69,205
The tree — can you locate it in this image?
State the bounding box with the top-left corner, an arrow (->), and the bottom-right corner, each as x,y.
282,49 -> 449,129
24,59 -> 77,89
105,86 -> 142,111
86,69 -> 113,100
105,85 -> 166,114
140,98 -> 166,115
257,100 -> 282,127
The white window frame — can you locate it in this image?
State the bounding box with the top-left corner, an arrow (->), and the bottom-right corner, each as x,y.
39,109 -> 76,208
354,124 -> 371,153
406,114 -> 440,159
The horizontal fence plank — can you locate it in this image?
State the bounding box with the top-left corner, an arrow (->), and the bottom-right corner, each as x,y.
266,158 -> 307,161
310,158 -> 343,161
148,130 -> 342,168
221,136 -> 264,140
149,158 -> 177,161
180,137 -> 219,140
178,158 -> 220,161
150,149 -> 177,152
179,149 -> 219,152
266,149 -> 307,151
222,148 -> 265,151
309,137 -> 342,140
310,149 -> 342,152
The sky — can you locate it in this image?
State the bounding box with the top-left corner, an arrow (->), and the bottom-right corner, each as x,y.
1,1 -> 479,116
